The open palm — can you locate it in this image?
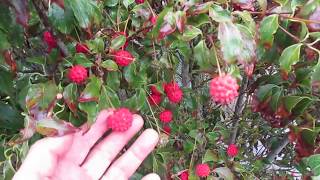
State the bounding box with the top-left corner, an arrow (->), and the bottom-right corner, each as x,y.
13,109 -> 160,180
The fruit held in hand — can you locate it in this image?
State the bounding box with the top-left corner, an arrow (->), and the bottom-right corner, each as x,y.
107,108 -> 133,132
68,65 -> 88,84
210,74 -> 239,104
164,82 -> 183,103
159,110 -> 173,123
76,43 -> 90,54
43,31 -> 57,52
113,50 -> 134,67
227,144 -> 239,157
195,163 -> 210,177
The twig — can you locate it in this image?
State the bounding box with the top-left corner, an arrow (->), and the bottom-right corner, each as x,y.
31,0 -> 69,57
278,25 -> 320,54
265,136 -> 289,163
279,15 -> 320,24
229,75 -> 249,145
127,25 -> 153,41
278,25 -> 301,43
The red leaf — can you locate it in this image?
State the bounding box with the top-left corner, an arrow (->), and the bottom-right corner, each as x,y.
186,2 -> 213,16
52,0 -> 65,8
175,11 -> 186,33
3,50 -> 17,76
158,23 -> 176,40
9,0 -> 29,27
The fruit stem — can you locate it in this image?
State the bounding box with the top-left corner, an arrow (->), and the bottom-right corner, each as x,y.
212,45 -> 222,76
79,129 -> 112,166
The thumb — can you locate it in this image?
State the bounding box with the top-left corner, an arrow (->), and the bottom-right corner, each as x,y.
13,135 -> 73,180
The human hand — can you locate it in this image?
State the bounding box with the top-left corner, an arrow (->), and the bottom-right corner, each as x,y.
13,109 -> 160,180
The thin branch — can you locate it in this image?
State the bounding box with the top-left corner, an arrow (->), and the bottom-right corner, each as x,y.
279,15 -> 320,25
278,25 -> 301,43
266,136 -> 290,163
31,0 -> 69,57
229,75 -> 249,145
279,25 -> 320,54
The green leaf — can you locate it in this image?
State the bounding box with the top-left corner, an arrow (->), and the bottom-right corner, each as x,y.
124,64 -> 147,88
79,102 -> 98,124
283,96 -> 312,114
213,167 -> 234,180
209,4 -> 231,22
193,40 -> 216,71
48,3 -> 75,34
301,128 -> 318,146
123,88 -> 146,111
63,84 -> 78,113
203,150 -> 219,163
101,60 -> 119,71
256,84 -> 279,102
74,53 -> 93,67
273,0 -> 289,6
0,68 -> 14,96
26,81 -> 58,111
218,22 -> 243,63
0,101 -> 24,130
87,37 -> 105,53
270,89 -> 283,111
305,154 -> 320,176
259,15 -> 279,47
110,35 -> 126,50
311,59 -> 320,91
180,25 -> 202,41
187,14 -> 210,27
234,11 -> 256,35
0,31 -> 10,50
98,86 -> 120,110
175,11 -> 187,33
26,56 -> 46,65
66,0 -> 102,28
78,76 -> 102,102
279,43 -> 302,72
123,0 -> 134,8
104,0 -> 118,7
106,71 -> 121,91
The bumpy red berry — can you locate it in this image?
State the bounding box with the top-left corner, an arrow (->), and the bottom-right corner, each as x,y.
150,15 -> 157,25
148,94 -> 162,106
113,50 -> 134,67
68,65 -> 88,84
163,125 -> 171,135
209,74 -> 239,104
76,43 -> 90,54
179,171 -> 189,180
150,85 -> 161,96
164,82 -> 183,103
159,110 -> 173,123
135,0 -> 144,4
227,144 -> 238,157
107,108 -> 133,132
43,31 -> 57,52
195,163 -> 210,177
